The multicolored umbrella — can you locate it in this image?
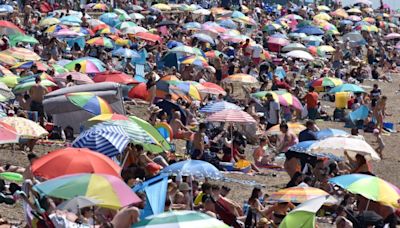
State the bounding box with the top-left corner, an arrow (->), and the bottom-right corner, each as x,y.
310,77 -> 342,88
72,124 -> 130,157
0,65 -> 15,77
267,186 -> 329,203
115,21 -> 137,30
200,101 -> 241,113
1,47 -> 40,61
87,114 -> 129,124
66,92 -> 113,116
169,45 -> 204,56
32,147 -> 122,179
0,116 -> 48,138
286,50 -> 314,61
161,160 -> 222,179
133,211 -> 229,228
33,173 -> 141,209
329,174 -> 400,207
0,121 -> 19,144
222,73 -> 258,84
267,122 -> 306,135
11,61 -> 50,72
0,20 -> 24,35
87,37 -> 113,48
199,82 -> 226,95
64,58 -> 106,73
13,79 -> 56,93
180,56 -> 209,67
206,109 -> 256,123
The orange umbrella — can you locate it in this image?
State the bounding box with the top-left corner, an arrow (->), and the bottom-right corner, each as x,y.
134,32 -> 162,43
31,147 -> 121,179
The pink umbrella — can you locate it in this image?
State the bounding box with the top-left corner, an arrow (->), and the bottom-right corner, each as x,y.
268,37 -> 289,52
395,41 -> 400,49
348,15 -> 361,21
0,121 -> 19,144
384,33 -> 400,40
55,72 -> 94,84
206,109 -> 256,123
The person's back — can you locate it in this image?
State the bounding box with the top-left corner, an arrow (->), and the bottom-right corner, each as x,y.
29,83 -> 47,103
111,206 -> 140,228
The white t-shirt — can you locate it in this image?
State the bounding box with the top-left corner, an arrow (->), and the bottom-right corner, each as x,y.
251,44 -> 263,58
267,101 -> 280,124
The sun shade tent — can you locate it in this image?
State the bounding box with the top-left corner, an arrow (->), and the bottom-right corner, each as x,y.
43,82 -> 125,133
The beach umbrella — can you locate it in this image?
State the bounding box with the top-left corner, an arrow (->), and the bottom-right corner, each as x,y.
98,27 -> 120,35
134,32 -> 162,43
0,65 -> 15,77
122,26 -> 148,34
1,47 -> 40,61
330,174 -> 400,207
315,128 -> 349,140
294,26 -> 324,35
267,122 -> 306,135
70,27 -> 94,36
317,5 -> 331,11
0,4 -> 13,13
133,211 -> 229,228
281,43 -> 307,52
151,3 -> 171,11
53,28 -> 84,38
252,91 -> 302,111
0,53 -> 17,66
169,45 -> 204,56
161,160 -> 222,179
114,8 -> 130,21
115,21 -> 137,30
347,8 -> 362,14
222,73 -> 258,84
328,83 -> 364,93
0,121 -> 19,144
60,15 -> 82,26
55,72 -> 94,84
91,3 -> 108,11
180,56 -> 208,68
284,14 -> 303,20
66,92 -> 112,116
192,33 -> 215,45
310,137 -> 380,160
39,17 -> 60,27
99,13 -> 120,27
263,23 -> 282,32
206,109 -> 256,123
267,37 -> 290,52
199,82 -> 226,95
45,24 -> 67,34
302,35 -> 323,43
33,173 -> 141,209
339,20 -> 353,26
183,22 -> 202,30
166,40 -> 183,49
0,76 -> 18,88
310,77 -> 342,88
87,114 -> 129,125
93,71 -> 137,85
86,37 -> 113,48
0,82 -> 15,101
332,8 -> 349,18
13,79 -> 56,93
129,13 -> 145,20
314,12 -> 332,21
0,117 -> 48,138
87,19 -> 106,28
218,19 -> 237,29
363,17 -> 375,24
57,196 -> 101,214
72,124 -> 129,157
267,186 -> 329,204
286,50 -> 314,60
11,61 -> 50,72
8,34 -> 38,46
31,147 -> 121,179
348,15 -> 362,21
0,20 -> 24,35
130,5 -> 143,11
200,101 -> 241,113
64,58 -> 106,73
384,33 -> 400,40
193,8 -> 211,15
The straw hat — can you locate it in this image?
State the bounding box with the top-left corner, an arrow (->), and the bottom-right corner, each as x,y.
148,105 -> 162,114
179,182 -> 191,191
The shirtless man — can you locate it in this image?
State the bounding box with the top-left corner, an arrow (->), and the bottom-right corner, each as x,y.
373,96 -> 390,133
191,123 -> 206,160
29,77 -> 48,126
111,206 -> 140,228
170,111 -> 192,140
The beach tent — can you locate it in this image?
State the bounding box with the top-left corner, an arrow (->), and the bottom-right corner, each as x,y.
43,82 -> 125,133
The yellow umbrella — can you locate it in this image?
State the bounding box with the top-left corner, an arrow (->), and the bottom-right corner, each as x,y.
39,17 -> 60,27
267,122 -> 306,135
1,117 -> 48,138
331,8 -> 348,18
210,7 -> 231,15
347,8 -> 362,14
0,76 -> 19,88
314,12 -> 332,21
318,45 -> 336,52
151,3 -> 171,11
241,5 -> 249,13
0,54 -> 18,66
317,5 -> 331,11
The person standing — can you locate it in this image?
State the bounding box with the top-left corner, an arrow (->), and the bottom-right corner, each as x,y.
264,93 -> 280,129
29,77 -> 48,126
303,87 -> 319,120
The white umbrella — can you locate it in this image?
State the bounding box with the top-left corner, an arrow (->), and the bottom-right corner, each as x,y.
122,26 -> 148,34
286,50 -> 314,60
281,43 -> 307,52
129,13 -> 145,20
193,8 -> 211,15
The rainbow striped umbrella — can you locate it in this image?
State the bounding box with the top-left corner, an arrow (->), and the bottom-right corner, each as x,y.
0,53 -> 17,66
33,173 -> 141,209
11,61 -> 50,71
87,37 -> 113,48
1,47 -> 40,61
251,91 -> 302,111
199,82 -> 226,95
310,77 -> 342,89
180,56 -> 209,67
66,92 -> 112,116
98,27 -> 120,35
222,73 -> 258,84
173,81 -> 202,101
200,101 -> 241,113
267,186 -> 329,203
45,24 -> 67,33
330,174 -> 400,207
64,58 -> 106,73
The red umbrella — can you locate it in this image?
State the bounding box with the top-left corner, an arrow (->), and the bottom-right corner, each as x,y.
267,37 -> 289,52
93,71 -> 138,84
0,121 -> 19,144
200,82 -> 226,95
0,21 -> 24,35
134,32 -> 162,43
128,82 -> 149,100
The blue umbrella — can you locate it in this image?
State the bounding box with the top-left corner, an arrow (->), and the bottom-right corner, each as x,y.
289,140 -> 343,161
99,13 -> 120,27
183,22 -> 201,30
231,10 -> 245,19
294,26 -> 324,35
339,20 -> 353,26
0,5 -> 13,13
112,48 -> 140,58
72,125 -> 130,158
328,83 -> 365,94
200,101 -> 241,113
218,19 -> 237,29
166,40 -> 183,49
60,15 -> 82,26
271,33 -> 289,39
315,128 -> 349,140
354,21 -> 370,26
161,160 -> 222,179
348,105 -> 369,123
192,33 -> 215,45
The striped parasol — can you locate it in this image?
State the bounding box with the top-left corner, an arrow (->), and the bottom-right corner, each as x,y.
1,47 -> 40,61
72,125 -> 130,157
200,101 -> 241,113
199,82 -> 226,95
267,186 -> 330,203
222,73 -> 258,84
206,109 -> 256,123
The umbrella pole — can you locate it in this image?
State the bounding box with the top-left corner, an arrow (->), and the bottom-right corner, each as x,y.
121,150 -> 130,168
365,199 -> 370,211
230,123 -> 233,163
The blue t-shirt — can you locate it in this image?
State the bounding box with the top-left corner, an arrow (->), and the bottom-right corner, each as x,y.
298,129 -> 317,142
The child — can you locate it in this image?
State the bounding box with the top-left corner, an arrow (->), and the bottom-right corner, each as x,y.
373,129 -> 385,158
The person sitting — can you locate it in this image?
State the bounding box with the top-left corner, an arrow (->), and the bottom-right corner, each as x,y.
298,120 -> 319,142
170,111 -> 193,140
345,151 -> 373,175
262,201 -> 295,226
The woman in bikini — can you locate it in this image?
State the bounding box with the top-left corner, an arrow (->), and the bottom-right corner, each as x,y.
373,96 -> 390,133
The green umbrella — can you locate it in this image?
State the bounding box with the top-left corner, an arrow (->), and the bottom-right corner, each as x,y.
133,211 -> 229,228
13,79 -> 56,93
129,116 -> 171,153
9,34 -> 39,46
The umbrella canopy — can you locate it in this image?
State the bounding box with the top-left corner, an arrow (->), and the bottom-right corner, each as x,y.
8,34 -> 39,46
0,116 -> 48,138
384,33 -> 400,40
192,33 -> 215,45
311,137 -> 380,160
93,71 -> 137,85
315,128 -> 349,140
330,174 -> 400,207
286,50 -> 314,60
310,77 -> 342,88
134,32 -> 162,43
60,15 -> 82,26
64,58 -> 106,73
294,25 -> 324,35
57,196 -> 101,213
199,82 -> 226,95
281,43 -> 307,52
133,210 -> 229,228
180,56 -> 209,68
0,121 -> 19,144
0,20 -> 24,35
129,13 -> 145,20
267,186 -> 329,203
39,17 -> 60,27
0,81 -> 15,101
151,3 -> 171,11
111,48 -> 140,59
206,109 -> 256,123
87,37 -> 113,48
33,173 -> 141,209
267,122 -> 306,135
200,101 -> 241,113
328,83 -> 365,93
0,53 -> 18,66
99,13 -> 120,27
222,73 -> 258,84
55,72 -> 94,84
169,45 -> 204,56
87,114 -> 129,125
72,124 -> 130,158
66,92 -> 113,115
342,31 -> 366,46
161,160 -> 222,179
1,47 -> 40,61
13,79 -> 55,94
183,22 -> 202,30
31,147 -> 122,179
